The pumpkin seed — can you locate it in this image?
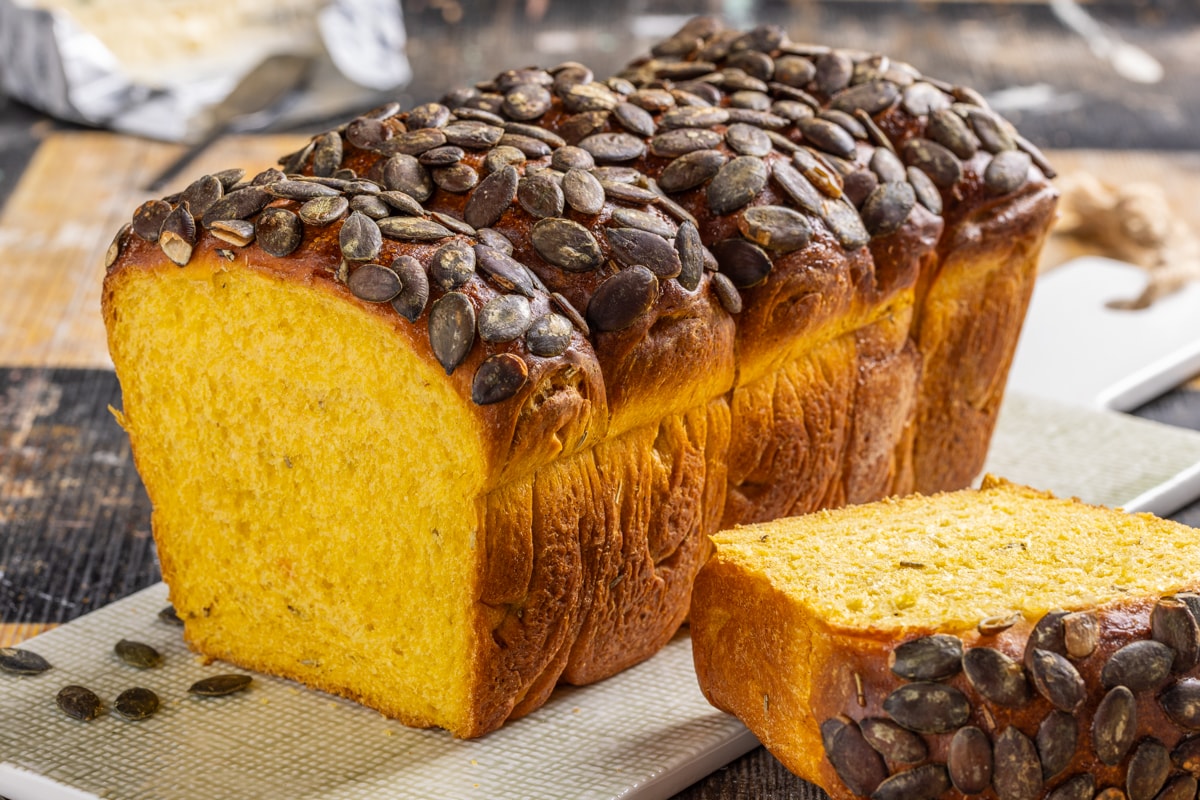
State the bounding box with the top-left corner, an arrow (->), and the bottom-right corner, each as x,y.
873,764 -> 951,800
428,291 -> 476,374
902,82 -> 953,116
1128,738 -> 1171,800
345,117 -> 391,150
985,150 -> 1033,196
832,80 -> 900,116
1094,685 -> 1138,764
478,295 -> 532,343
250,208 -> 300,257
559,111 -> 610,145
650,128 -> 722,159
311,132 -> 344,177
861,182 -> 916,237
419,145 -> 465,167
820,716 -> 888,797
525,313 -> 572,357
381,255 -> 426,322
949,725 -> 993,794
963,646 -> 1032,707
212,168 -> 245,190
497,133 -> 551,159
114,639 -> 163,669
348,263 -> 401,303
518,174 -> 565,219
606,227 -> 682,278
659,106 -> 730,130
708,156 -> 768,215
475,245 -> 538,297
994,726 -> 1042,800
1029,648 -> 1085,712
189,673 -> 252,697
1152,597 -> 1200,672
378,190 -> 426,217
725,123 -> 773,157
928,108 -> 980,160
1161,678 -> 1200,729
799,117 -> 857,159
484,145 -> 526,175
713,238 -> 772,288
579,132 -> 647,164
382,154 -> 433,201
882,681 -> 970,734
968,108 -> 1018,154
105,223 -> 130,268
0,646 -> 51,675
978,611 -> 1022,636
1048,775 -> 1095,800
815,51 -> 853,95
472,354 -> 528,405
774,55 -> 816,87
432,163 -> 479,194
158,605 -> 183,626
710,272 -> 742,314
1037,710 -> 1078,780
266,179 -> 340,200
56,685 -> 102,720
675,221 -> 704,292
820,198 -> 870,251
902,138 -> 963,188
465,165 -> 518,230
738,205 -> 812,253
338,211 -> 382,261
1025,610 -> 1069,669
430,241 -> 476,290
1103,640 -> 1175,691
907,167 -> 943,215
1156,776 -> 1198,800
1172,735 -> 1200,776
550,146 -> 594,172
561,168 -> 605,216
860,717 -> 928,764
299,195 -> 349,226
477,227 -> 514,256
132,197 -> 172,241
609,101 -> 655,138
889,634 -> 964,681
587,266 -> 658,332
531,218 -> 602,272
114,686 -> 159,721
658,150 -> 726,194
179,174 -> 223,219
844,170 -> 880,208
349,194 -> 390,220
159,203 -> 197,266
612,208 -> 676,238
771,160 -> 823,214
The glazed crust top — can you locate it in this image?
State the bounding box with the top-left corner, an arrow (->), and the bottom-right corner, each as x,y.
104,15 -> 1057,486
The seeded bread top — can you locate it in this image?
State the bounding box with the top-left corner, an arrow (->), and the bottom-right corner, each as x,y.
104,15 -> 1055,424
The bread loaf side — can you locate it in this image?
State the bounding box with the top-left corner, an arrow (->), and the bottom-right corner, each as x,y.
103,17 -> 1057,736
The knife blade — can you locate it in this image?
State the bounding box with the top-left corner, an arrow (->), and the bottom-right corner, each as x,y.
146,53 -> 314,192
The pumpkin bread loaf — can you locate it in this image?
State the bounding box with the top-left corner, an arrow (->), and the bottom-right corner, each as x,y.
690,476 -> 1200,800
102,17 -> 1057,737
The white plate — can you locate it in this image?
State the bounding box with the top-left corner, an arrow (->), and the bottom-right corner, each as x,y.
5,392 -> 1200,800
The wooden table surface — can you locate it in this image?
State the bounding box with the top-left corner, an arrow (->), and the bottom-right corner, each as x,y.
2,3 -> 1199,798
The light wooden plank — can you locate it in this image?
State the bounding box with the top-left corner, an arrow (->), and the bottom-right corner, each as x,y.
0,622 -> 56,648
0,132 -> 307,368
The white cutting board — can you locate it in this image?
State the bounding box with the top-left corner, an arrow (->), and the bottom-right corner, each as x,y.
1004,256 -> 1200,517
1008,256 -> 1200,412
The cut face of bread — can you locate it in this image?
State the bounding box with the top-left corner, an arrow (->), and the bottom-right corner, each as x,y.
690,477 -> 1200,799
107,258 -> 489,731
